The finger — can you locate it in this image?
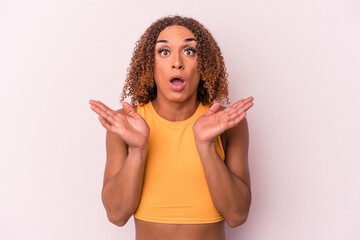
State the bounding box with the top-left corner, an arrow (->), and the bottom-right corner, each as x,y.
204,102 -> 221,116
224,101 -> 243,115
229,101 -> 253,120
223,98 -> 248,114
90,104 -> 117,125
237,101 -> 253,113
239,101 -> 254,113
121,102 -> 138,118
233,97 -> 253,108
244,96 -> 254,102
228,112 -> 247,128
227,97 -> 253,116
89,100 -> 116,118
90,100 -> 116,115
231,97 -> 254,108
230,101 -> 253,116
98,116 -> 115,132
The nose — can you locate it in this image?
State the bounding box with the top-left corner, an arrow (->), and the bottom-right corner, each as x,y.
172,65 -> 183,69
171,52 -> 183,70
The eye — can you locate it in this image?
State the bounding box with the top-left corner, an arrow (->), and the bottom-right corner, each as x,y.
184,47 -> 196,56
157,48 -> 170,56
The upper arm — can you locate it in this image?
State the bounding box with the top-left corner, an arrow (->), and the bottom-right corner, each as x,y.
102,109 -> 128,190
223,116 -> 251,192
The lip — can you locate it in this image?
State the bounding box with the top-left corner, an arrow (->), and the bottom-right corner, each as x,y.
170,75 -> 185,82
169,75 -> 185,91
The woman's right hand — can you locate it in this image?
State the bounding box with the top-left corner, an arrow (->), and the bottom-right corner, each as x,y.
89,100 -> 149,150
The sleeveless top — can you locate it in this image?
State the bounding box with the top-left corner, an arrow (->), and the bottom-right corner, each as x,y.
133,101 -> 225,224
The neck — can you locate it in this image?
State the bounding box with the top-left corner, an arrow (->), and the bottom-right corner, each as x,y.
151,97 -> 200,121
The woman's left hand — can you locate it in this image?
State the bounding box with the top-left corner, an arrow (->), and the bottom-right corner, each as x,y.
193,97 -> 254,145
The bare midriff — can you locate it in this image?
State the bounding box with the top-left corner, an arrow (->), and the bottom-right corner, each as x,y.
135,219 -> 226,240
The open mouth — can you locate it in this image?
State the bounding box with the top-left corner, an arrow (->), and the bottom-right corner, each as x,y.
170,76 -> 185,91
170,78 -> 184,84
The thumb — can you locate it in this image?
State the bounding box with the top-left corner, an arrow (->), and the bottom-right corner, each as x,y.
121,102 -> 137,118
204,102 -> 220,116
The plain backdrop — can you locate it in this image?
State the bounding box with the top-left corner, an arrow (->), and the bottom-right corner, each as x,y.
1,0 -> 359,239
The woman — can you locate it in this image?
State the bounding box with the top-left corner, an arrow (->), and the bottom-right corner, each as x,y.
89,15 -> 253,240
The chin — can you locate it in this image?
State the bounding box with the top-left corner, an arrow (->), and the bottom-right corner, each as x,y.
169,94 -> 198,104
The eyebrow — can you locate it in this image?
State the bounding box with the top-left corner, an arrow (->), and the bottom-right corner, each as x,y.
155,38 -> 197,44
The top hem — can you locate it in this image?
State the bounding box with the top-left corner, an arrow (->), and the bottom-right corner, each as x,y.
133,215 -> 224,224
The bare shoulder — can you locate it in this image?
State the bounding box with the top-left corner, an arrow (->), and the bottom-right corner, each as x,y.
217,105 -> 249,150
107,103 -> 137,144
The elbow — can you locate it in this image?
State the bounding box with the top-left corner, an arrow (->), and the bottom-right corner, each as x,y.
107,212 -> 131,227
226,214 -> 249,228
102,193 -> 134,227
226,192 -> 252,228
225,202 -> 251,228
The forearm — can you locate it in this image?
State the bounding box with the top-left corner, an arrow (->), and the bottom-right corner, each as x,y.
196,142 -> 251,227
102,147 -> 147,226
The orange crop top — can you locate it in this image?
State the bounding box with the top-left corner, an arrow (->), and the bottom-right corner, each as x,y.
133,102 -> 225,224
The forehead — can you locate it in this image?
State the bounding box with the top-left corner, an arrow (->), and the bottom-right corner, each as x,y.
156,25 -> 196,42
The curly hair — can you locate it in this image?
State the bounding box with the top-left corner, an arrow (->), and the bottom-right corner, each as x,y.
120,15 -> 229,106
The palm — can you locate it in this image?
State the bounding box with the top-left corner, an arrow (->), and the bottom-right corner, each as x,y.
194,112 -> 231,142
114,110 -> 149,148
90,100 -> 149,149
193,97 -> 254,143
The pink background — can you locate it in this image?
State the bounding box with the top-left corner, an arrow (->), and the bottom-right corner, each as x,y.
1,0 -> 359,239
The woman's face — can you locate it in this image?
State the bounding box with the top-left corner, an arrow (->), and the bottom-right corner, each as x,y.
154,25 -> 200,104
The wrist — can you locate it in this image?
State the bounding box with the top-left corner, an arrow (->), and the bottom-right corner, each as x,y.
194,133 -> 215,145
194,137 -> 216,150
128,145 -> 148,158
195,141 -> 217,160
